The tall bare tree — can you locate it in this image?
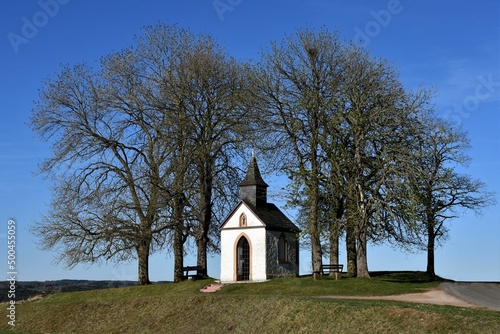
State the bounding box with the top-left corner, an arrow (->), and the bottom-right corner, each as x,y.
405,118 -> 495,276
171,33 -> 253,277
252,28 -> 344,278
335,45 -> 436,277
30,60 -> 172,285
253,29 -> 436,278
30,24 -> 250,284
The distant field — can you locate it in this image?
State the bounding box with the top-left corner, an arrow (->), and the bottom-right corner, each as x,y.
0,280 -> 139,303
2,272 -> 499,334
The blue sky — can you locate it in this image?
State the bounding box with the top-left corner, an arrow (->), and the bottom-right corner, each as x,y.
1,0 -> 499,282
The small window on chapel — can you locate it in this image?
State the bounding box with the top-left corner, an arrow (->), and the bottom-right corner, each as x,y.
239,213 -> 247,227
278,234 -> 289,263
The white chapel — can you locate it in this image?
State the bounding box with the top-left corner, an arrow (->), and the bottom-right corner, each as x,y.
220,153 -> 300,283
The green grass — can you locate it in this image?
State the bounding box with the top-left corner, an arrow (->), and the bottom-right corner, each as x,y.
219,271 -> 442,297
2,272 -> 499,334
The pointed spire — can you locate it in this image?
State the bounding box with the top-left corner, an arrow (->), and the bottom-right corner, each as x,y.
239,152 -> 268,207
239,152 -> 268,187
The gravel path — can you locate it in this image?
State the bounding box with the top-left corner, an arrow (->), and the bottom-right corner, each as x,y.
439,282 -> 500,311
320,282 -> 500,311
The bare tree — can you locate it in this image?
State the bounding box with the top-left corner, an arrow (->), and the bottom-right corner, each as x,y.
171,33 -> 253,277
252,28 -> 344,279
253,28 -> 434,279
31,23 -> 255,283
30,61 -> 171,285
406,118 -> 495,276
334,45 -> 437,277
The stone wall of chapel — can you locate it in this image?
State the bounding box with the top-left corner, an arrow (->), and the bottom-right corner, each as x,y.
265,230 -> 299,279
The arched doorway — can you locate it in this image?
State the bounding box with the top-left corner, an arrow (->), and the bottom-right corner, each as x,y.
236,236 -> 250,281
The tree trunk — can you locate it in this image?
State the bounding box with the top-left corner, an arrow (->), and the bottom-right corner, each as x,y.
346,226 -> 357,277
310,147 -> 324,280
426,216 -> 436,276
137,237 -> 151,285
311,232 -> 323,280
173,194 -> 186,283
310,194 -> 323,279
329,195 -> 343,276
345,196 -> 357,277
196,236 -> 208,278
173,224 -> 184,283
329,229 -> 339,277
329,228 -> 339,265
309,166 -> 323,280
356,184 -> 370,278
356,224 -> 370,278
196,168 -> 213,278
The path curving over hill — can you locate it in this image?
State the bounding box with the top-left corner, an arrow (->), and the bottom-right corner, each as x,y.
439,282 -> 500,311
321,282 -> 500,311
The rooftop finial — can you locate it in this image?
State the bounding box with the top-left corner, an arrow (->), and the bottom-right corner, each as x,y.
251,149 -> 255,158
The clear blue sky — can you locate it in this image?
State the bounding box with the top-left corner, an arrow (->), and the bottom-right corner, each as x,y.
1,0 -> 498,282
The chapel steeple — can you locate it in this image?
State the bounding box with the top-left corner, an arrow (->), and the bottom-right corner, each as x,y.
239,151 -> 268,208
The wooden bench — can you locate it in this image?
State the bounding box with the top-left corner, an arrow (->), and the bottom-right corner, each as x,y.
182,265 -> 203,280
320,264 -> 344,276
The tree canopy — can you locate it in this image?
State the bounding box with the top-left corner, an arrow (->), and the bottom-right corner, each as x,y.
31,24 -> 494,283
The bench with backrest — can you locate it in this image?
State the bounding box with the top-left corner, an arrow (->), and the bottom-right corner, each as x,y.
182,265 -> 203,280
320,264 -> 344,276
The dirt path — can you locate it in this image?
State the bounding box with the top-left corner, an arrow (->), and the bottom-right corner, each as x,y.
320,282 -> 500,310
439,282 -> 500,311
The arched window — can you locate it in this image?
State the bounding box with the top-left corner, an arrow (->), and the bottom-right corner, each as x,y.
239,213 -> 247,227
278,234 -> 288,263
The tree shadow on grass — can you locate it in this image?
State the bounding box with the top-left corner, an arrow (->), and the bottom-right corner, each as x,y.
370,271 -> 445,283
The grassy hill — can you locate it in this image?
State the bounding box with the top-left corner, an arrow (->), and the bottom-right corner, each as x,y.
2,272 -> 499,334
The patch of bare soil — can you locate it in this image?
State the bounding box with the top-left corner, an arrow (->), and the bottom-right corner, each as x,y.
320,288 -> 477,308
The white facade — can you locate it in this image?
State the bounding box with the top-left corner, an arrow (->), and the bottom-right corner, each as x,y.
220,202 -> 267,282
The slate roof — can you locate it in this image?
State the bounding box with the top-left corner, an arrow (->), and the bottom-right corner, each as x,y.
220,200 -> 301,233
248,201 -> 301,233
239,154 -> 268,187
